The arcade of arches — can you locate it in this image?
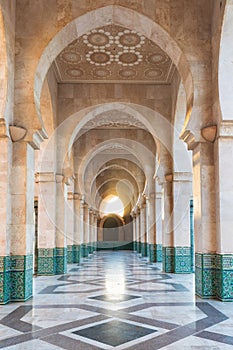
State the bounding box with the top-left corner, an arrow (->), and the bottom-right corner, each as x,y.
0,0 -> 233,312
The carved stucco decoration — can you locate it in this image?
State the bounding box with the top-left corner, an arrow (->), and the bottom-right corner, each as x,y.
83,110 -> 145,129
101,144 -> 131,155
53,25 -> 175,83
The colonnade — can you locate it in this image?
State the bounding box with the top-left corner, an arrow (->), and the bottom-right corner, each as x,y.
36,174 -> 98,275
132,172 -> 193,275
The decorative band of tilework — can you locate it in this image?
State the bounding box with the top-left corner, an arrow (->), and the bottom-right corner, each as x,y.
196,253 -> 233,301
87,243 -> 93,255
163,247 -> 192,273
149,244 -> 162,263
163,247 -> 175,272
138,241 -> 142,254
10,255 -> 33,302
55,248 -> 67,274
81,244 -> 89,258
67,245 -> 75,264
0,256 -> 11,304
37,248 -> 56,275
195,253 -> 217,299
73,244 -> 81,263
216,254 -> 233,301
141,242 -> 147,257
174,247 -> 192,273
133,241 -> 137,252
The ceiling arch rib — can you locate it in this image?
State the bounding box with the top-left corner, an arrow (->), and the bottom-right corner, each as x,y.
95,179 -> 136,215
76,139 -> 154,198
88,163 -> 145,198
91,168 -> 139,204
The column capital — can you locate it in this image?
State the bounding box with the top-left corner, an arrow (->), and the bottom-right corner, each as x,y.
165,173 -> 173,183
73,192 -> 82,200
165,172 -> 192,183
217,120 -> 233,139
67,191 -> 74,200
9,125 -> 27,142
180,130 -> 198,150
155,175 -> 164,186
0,118 -> 9,139
55,174 -> 64,183
35,172 -> 56,183
173,172 -> 192,182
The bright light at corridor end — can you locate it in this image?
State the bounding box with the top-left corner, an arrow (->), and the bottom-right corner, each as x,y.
100,195 -> 124,218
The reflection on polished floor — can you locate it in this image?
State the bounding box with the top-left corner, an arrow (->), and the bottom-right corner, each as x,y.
0,251 -> 233,349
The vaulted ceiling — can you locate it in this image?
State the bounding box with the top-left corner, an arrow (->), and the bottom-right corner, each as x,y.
53,24 -> 175,84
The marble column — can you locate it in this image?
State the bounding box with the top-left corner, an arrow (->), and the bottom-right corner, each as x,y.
93,212 -> 98,252
37,172 -> 56,275
0,123 -> 11,304
214,121 -> 233,301
55,174 -> 67,274
140,202 -> 147,258
81,201 -> 89,258
132,212 -> 137,252
147,193 -> 157,263
10,141 -> 34,301
172,172 -> 192,273
136,207 -> 141,255
66,191 -> 75,263
162,176 -> 174,272
88,208 -> 93,254
192,141 -> 217,298
163,172 -> 192,273
73,193 -> 82,263
155,182 -> 163,262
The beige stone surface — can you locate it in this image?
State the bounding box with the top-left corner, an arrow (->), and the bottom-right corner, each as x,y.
0,1 -> 232,303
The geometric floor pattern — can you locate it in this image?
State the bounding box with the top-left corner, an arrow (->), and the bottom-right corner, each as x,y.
0,251 -> 233,349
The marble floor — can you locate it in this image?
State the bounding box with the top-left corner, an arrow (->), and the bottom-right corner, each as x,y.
0,251 -> 233,349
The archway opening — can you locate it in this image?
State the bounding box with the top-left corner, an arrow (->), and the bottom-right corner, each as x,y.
103,216 -> 120,241
99,195 -> 124,218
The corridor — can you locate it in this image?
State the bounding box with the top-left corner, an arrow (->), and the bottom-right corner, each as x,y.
0,252 -> 232,349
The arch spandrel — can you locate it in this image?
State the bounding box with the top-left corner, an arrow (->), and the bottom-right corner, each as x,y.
34,5 -> 194,135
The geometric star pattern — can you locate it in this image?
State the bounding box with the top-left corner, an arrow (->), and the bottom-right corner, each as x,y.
0,252 -> 233,349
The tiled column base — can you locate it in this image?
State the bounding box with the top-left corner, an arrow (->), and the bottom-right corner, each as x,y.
174,247 -> 192,273
67,245 -> 75,264
87,244 -> 93,255
81,244 -> 89,258
73,244 -> 81,263
138,242 -> 142,255
0,256 -> 11,304
163,247 -> 174,272
216,254 -> 233,301
10,255 -> 33,302
1,255 -> 35,304
149,244 -> 162,263
55,248 -> 67,274
141,243 -> 147,257
163,247 -> 192,273
133,241 -> 137,252
37,248 -> 56,275
196,253 -> 233,301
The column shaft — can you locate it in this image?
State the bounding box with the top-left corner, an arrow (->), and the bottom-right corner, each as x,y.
10,141 -> 34,301
37,173 -> 56,275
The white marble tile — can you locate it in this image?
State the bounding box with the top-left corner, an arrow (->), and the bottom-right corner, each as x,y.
22,307 -> 98,328
3,339 -> 63,350
131,305 -> 205,325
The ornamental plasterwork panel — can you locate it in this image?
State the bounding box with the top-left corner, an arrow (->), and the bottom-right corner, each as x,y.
83,110 -> 145,129
53,25 -> 175,84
